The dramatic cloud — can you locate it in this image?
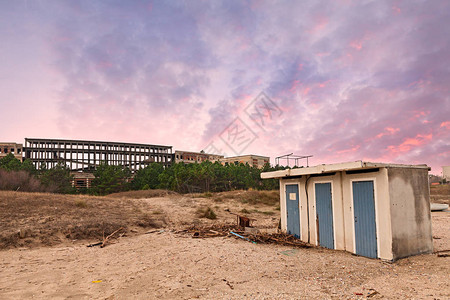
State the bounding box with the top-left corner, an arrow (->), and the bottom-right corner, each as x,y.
0,0 -> 448,173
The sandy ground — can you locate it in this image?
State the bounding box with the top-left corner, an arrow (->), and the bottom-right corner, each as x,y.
0,194 -> 449,299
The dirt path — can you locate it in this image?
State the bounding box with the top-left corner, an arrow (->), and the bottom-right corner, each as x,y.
1,210 -> 449,299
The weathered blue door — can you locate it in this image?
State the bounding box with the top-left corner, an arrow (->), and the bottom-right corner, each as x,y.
285,184 -> 300,238
315,182 -> 334,249
352,181 -> 377,258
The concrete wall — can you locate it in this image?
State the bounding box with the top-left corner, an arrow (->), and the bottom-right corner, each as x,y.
388,168 -> 433,260
443,166 -> 450,180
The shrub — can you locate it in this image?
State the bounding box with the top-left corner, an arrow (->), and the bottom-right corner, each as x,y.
240,208 -> 251,214
74,199 -> 88,208
91,163 -> 131,195
196,206 -> 217,219
0,169 -> 46,192
39,163 -> 75,194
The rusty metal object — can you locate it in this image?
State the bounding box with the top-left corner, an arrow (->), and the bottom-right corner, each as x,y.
226,210 -> 256,228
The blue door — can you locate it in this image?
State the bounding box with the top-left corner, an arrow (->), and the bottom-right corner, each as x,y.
285,184 -> 300,238
315,183 -> 334,249
352,181 -> 377,258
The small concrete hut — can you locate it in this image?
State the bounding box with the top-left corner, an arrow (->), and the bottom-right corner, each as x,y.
261,161 -> 433,260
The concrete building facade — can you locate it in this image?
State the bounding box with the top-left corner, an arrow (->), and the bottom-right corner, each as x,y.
220,154 -> 269,169
0,143 -> 23,162
442,166 -> 450,181
261,161 -> 433,261
175,150 -> 224,164
71,172 -> 95,189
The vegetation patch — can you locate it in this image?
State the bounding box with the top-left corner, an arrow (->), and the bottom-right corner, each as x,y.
211,190 -> 279,206
251,209 -> 276,215
240,208 -> 251,214
108,189 -> 177,199
196,206 -> 217,220
0,191 -> 165,249
197,192 -> 213,198
430,185 -> 450,204
74,199 -> 88,208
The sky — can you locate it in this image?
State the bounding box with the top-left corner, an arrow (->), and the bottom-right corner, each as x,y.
0,0 -> 449,174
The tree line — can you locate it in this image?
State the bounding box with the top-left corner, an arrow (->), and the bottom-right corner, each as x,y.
0,153 -> 74,193
0,153 -> 285,195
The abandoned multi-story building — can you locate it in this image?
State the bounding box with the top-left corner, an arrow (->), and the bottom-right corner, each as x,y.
23,138 -> 173,171
1,138 -> 273,190
220,154 -> 270,169
174,150 -> 224,164
0,142 -> 23,162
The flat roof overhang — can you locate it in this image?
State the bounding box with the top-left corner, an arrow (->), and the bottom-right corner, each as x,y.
261,160 -> 430,179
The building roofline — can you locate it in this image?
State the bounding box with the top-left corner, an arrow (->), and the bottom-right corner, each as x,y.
261,160 -> 429,179
24,138 -> 172,149
223,154 -> 270,159
175,150 -> 224,156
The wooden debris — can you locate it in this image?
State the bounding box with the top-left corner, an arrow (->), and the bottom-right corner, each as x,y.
100,227 -> 124,248
223,279 -> 234,290
87,242 -> 103,248
184,224 -> 238,238
145,229 -> 162,234
434,249 -> 450,257
179,224 -> 312,248
367,290 -> 379,298
247,232 -> 312,248
433,249 -> 450,253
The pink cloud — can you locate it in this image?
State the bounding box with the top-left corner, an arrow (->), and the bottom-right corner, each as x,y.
392,5 -> 401,15
387,133 -> 433,154
440,121 -> 450,129
337,144 -> 360,154
309,15 -> 329,34
376,127 -> 400,139
289,79 -> 302,93
349,40 -> 362,50
303,87 -> 310,96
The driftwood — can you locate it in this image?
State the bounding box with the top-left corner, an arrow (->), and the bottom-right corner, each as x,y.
248,233 -> 312,248
86,227 -> 125,248
434,249 -> 450,257
179,224 -> 312,248
433,249 -> 450,254
101,227 -> 124,248
184,224 -> 238,238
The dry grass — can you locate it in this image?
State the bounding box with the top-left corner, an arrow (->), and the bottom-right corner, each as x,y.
108,189 -> 178,199
430,184 -> 450,204
197,190 -> 279,206
0,191 -> 165,249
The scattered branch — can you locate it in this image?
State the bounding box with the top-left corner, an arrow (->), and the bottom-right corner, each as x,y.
101,227 -> 124,248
